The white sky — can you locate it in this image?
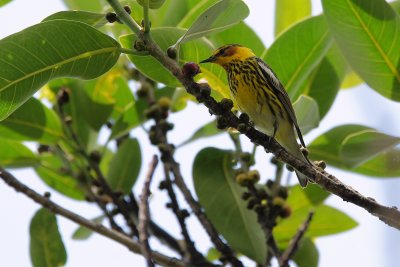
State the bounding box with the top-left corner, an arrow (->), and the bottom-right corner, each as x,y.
0,1 -> 400,267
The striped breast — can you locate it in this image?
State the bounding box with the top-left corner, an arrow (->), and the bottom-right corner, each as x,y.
225,58 -> 289,135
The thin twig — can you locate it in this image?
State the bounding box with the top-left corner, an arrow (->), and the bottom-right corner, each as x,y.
57,98 -> 140,237
280,210 -> 315,267
134,68 -> 241,266
129,193 -> 184,255
162,165 -> 210,266
139,155 -> 159,267
0,168 -> 185,267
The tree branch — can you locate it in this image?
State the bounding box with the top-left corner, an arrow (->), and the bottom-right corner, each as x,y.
139,155 -> 159,267
131,64 -> 240,266
280,210 -> 315,267
140,37 -> 400,230
0,168 -> 185,267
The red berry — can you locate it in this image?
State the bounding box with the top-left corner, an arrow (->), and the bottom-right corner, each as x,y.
182,62 -> 201,78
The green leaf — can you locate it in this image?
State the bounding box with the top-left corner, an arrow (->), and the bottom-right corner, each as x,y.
175,0 -> 250,45
0,98 -> 64,144
309,124 -> 370,166
392,0 -> 400,14
109,78 -> 140,139
179,120 -> 222,146
120,28 -> 230,98
50,80 -> 99,150
0,0 -> 12,7
341,69 -> 363,89
35,154 -> 86,200
72,215 -> 105,240
30,208 -> 67,267
0,20 -> 121,120
309,124 -> 400,177
264,15 -> 333,100
177,0 -> 220,28
137,0 -> 166,9
322,0 -> 400,101
209,21 -> 266,56
293,238 -> 319,267
351,147 -> 400,177
170,87 -> 194,112
42,11 -> 107,28
159,0 -> 203,26
305,44 -> 347,119
293,95 -> 320,134
275,187 -> 357,244
120,28 -> 207,87
78,72 -> 130,131
340,130 -> 400,168
303,184 -> 330,206
275,0 -> 311,36
0,139 -> 38,168
193,147 -> 266,264
107,138 -> 141,194
61,0 -> 103,11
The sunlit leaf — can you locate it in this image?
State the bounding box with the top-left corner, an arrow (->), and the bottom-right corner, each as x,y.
61,0 -> 103,11
0,20 -> 121,120
193,147 -> 266,264
275,0 -> 311,36
42,11 -> 107,28
341,69 -> 363,89
265,15 -> 332,100
177,0 -> 220,28
209,21 -> 266,57
305,44 -> 347,119
322,0 -> 400,101
159,0 -> 203,26
30,208 -> 67,267
175,0 -> 249,45
0,139 -> 38,168
0,0 -> 12,7
137,0 -> 166,9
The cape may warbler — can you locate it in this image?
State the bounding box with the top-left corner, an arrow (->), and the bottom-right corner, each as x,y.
200,44 -> 310,187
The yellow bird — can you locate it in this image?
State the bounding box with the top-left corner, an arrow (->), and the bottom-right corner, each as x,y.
200,44 -> 310,187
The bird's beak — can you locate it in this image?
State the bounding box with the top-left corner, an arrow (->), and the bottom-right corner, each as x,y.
200,56 -> 216,63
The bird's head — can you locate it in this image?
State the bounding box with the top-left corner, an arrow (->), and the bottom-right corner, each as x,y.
200,44 -> 255,67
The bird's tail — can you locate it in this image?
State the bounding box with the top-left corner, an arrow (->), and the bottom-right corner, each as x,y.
276,123 -> 310,187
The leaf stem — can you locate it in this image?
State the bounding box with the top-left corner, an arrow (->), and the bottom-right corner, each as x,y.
119,47 -> 149,56
106,0 -> 141,35
143,0 -> 151,33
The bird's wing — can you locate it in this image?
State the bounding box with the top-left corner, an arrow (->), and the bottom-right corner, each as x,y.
255,57 -> 306,147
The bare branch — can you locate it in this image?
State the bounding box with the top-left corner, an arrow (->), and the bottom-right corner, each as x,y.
139,155 -> 159,267
135,68 -> 242,265
280,211 -> 315,267
0,168 -> 185,267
